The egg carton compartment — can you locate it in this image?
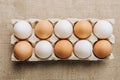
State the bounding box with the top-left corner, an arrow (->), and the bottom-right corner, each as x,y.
10,18 -> 115,61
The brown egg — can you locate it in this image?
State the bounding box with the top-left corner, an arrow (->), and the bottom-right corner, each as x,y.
14,41 -> 33,61
35,20 -> 53,39
74,20 -> 92,39
54,40 -> 73,59
93,40 -> 112,59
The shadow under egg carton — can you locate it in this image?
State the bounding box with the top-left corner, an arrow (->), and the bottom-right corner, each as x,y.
11,18 -> 115,61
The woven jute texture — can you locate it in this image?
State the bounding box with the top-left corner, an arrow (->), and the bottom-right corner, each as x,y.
0,0 -> 119,80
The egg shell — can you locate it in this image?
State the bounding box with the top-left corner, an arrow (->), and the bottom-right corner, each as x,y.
13,41 -> 33,61
14,21 -> 32,39
35,40 -> 53,59
35,20 -> 53,39
54,40 -> 73,59
74,40 -> 93,58
93,20 -> 113,39
54,20 -> 73,39
93,40 -> 112,59
74,20 -> 92,39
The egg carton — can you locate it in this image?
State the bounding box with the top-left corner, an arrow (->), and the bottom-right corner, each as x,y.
10,18 -> 115,61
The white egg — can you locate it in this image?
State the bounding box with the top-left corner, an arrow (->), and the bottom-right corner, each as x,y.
54,20 -> 73,39
94,20 -> 113,39
74,40 -> 93,58
14,21 -> 32,39
35,40 -> 53,59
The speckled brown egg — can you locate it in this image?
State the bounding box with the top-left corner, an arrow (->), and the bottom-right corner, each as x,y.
93,40 -> 112,59
74,20 -> 92,39
54,40 -> 73,59
35,20 -> 53,39
14,41 -> 33,61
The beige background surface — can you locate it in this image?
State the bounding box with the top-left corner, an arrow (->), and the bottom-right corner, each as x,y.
0,0 -> 120,80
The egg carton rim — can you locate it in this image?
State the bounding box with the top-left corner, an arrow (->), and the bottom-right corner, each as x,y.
11,18 -> 115,25
11,52 -> 114,61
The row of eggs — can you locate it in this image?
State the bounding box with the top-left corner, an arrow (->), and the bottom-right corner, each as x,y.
14,39 -> 112,61
12,19 -> 113,61
14,20 -> 113,40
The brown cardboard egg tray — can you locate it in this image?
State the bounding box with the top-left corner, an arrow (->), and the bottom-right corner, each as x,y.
10,18 -> 115,61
